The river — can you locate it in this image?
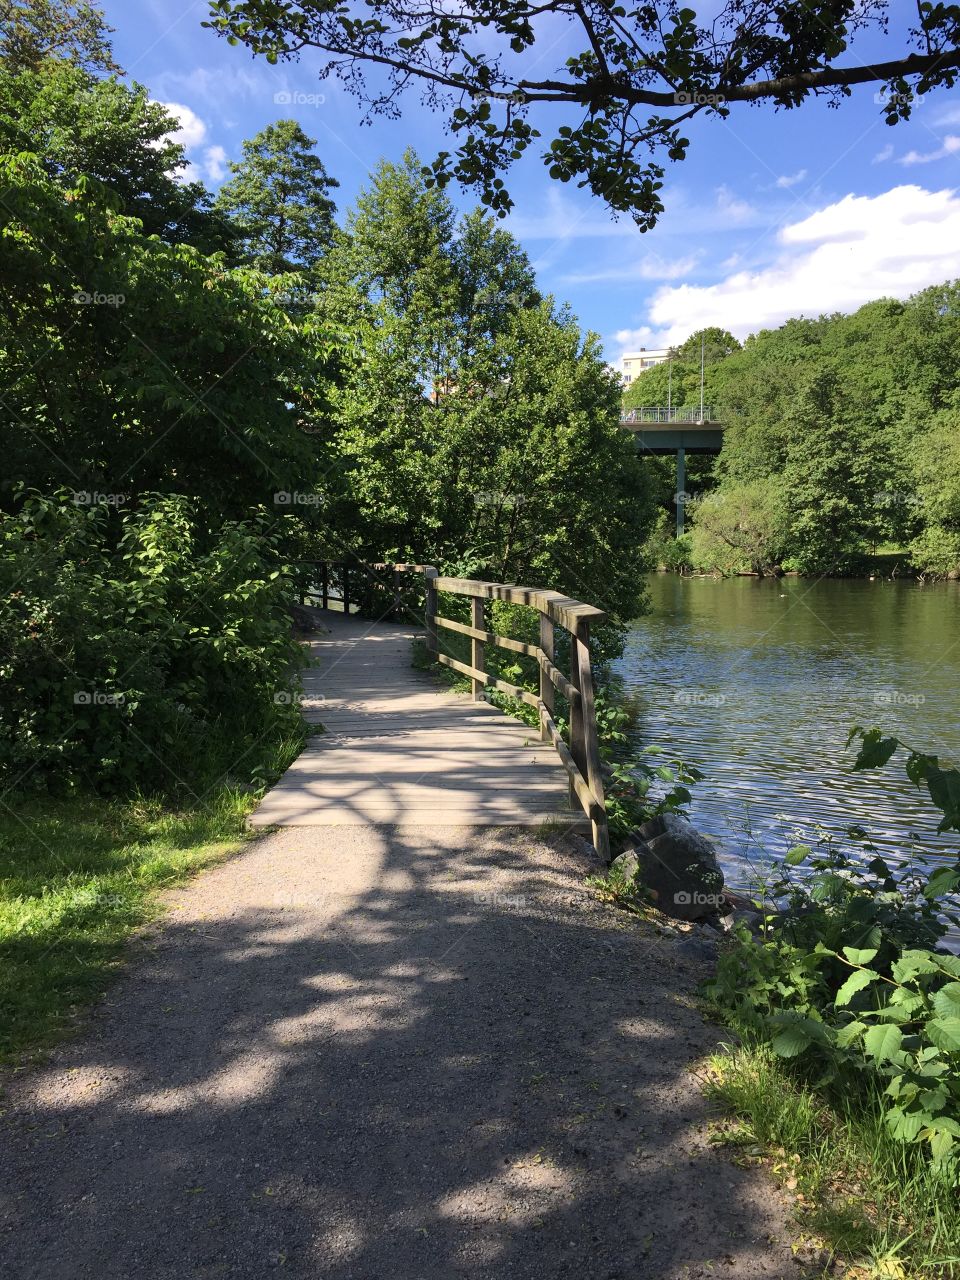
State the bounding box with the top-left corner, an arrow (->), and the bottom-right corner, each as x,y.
614,573 -> 960,890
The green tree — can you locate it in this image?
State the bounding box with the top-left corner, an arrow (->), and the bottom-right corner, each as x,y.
319,154 -> 654,623
754,367 -> 885,575
677,327 -> 741,366
688,483 -> 784,577
623,327 -> 739,412
0,153 -> 333,518
0,0 -> 119,73
207,0 -> 960,224
0,63 -> 233,251
910,396 -> 960,578
215,120 -> 338,275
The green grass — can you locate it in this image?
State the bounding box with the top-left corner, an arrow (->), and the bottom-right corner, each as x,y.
0,733 -> 304,1065
705,1039 -> 960,1278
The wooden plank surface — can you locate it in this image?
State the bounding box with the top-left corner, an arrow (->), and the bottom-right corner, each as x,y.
249,611 -> 585,829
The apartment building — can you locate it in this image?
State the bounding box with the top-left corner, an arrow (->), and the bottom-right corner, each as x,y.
619,348 -> 670,385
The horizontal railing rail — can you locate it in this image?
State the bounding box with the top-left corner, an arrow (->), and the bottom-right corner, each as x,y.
619,406 -> 717,424
295,558 -> 610,859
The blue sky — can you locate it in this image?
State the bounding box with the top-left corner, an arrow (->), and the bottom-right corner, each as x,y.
102,0 -> 960,360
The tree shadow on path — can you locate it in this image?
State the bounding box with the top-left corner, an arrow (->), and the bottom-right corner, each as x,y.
0,825 -> 797,1279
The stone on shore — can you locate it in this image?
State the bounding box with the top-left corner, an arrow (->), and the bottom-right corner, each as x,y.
614,813 -> 725,921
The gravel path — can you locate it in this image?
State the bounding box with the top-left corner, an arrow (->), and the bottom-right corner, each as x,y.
0,825 -> 798,1279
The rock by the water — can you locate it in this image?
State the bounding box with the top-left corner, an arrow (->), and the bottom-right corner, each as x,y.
610,849 -> 640,882
627,813 -> 725,921
291,603 -> 322,633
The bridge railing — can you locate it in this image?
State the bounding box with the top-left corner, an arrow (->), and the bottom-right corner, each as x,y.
620,406 -> 715,424
295,558 -> 610,859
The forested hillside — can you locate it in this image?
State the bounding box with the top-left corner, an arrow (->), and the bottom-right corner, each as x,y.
625,293 -> 960,578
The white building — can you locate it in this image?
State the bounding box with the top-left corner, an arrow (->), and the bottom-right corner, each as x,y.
619,348 -> 670,385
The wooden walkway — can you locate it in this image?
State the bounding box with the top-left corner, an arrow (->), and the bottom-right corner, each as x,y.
249,610 -> 584,829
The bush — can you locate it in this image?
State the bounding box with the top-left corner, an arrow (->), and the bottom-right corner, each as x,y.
0,494 -> 305,793
706,730 -> 960,1176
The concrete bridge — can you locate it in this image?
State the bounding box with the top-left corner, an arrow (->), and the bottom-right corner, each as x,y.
619,407 -> 724,532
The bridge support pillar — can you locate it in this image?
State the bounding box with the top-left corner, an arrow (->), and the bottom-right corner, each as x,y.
675,446 -> 686,537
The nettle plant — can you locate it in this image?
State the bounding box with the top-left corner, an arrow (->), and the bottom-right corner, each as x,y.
707,728 -> 960,1174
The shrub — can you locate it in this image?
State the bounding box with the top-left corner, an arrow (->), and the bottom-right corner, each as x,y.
0,493 -> 304,793
706,730 -> 960,1175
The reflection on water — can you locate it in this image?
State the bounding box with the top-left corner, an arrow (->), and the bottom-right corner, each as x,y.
614,574 -> 960,890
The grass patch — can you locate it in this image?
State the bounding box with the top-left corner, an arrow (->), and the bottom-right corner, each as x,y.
706,1038 -> 960,1278
0,732 -> 304,1065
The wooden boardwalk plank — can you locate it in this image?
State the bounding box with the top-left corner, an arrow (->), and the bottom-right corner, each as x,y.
249,611 -> 584,829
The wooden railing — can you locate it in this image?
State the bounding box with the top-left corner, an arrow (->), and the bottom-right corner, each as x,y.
295,558 -> 610,859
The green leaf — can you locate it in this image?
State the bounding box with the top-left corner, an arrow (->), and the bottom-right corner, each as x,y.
886,1106 -> 924,1142
770,1023 -> 813,1058
835,969 -> 877,1006
849,728 -> 899,771
835,1020 -> 867,1047
842,946 -> 879,965
785,844 -> 811,865
863,1024 -> 903,1062
927,1017 -> 960,1052
929,1128 -> 956,1160
892,950 -> 940,982
932,983 -> 960,1019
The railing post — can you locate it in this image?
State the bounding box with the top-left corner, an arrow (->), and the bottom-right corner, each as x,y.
574,618 -> 610,861
539,611 -> 554,742
568,624 -> 585,807
321,561 -> 329,610
392,566 -> 402,618
342,563 -> 350,615
425,569 -> 438,657
471,596 -> 485,701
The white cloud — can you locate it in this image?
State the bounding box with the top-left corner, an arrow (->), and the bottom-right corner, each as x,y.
508,188 -> 642,243
151,102 -> 230,188
775,169 -> 807,189
715,184 -> 755,223
644,185 -> 960,343
202,145 -> 228,183
153,65 -> 275,108
612,324 -> 673,354
155,100 -> 207,150
562,252 -> 700,285
873,143 -> 894,164
898,135 -> 960,165
931,101 -> 960,127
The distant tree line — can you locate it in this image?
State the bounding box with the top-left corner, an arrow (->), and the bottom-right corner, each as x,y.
625,299 -> 960,579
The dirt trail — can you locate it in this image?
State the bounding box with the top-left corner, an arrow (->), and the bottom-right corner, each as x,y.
0,826 -> 797,1279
